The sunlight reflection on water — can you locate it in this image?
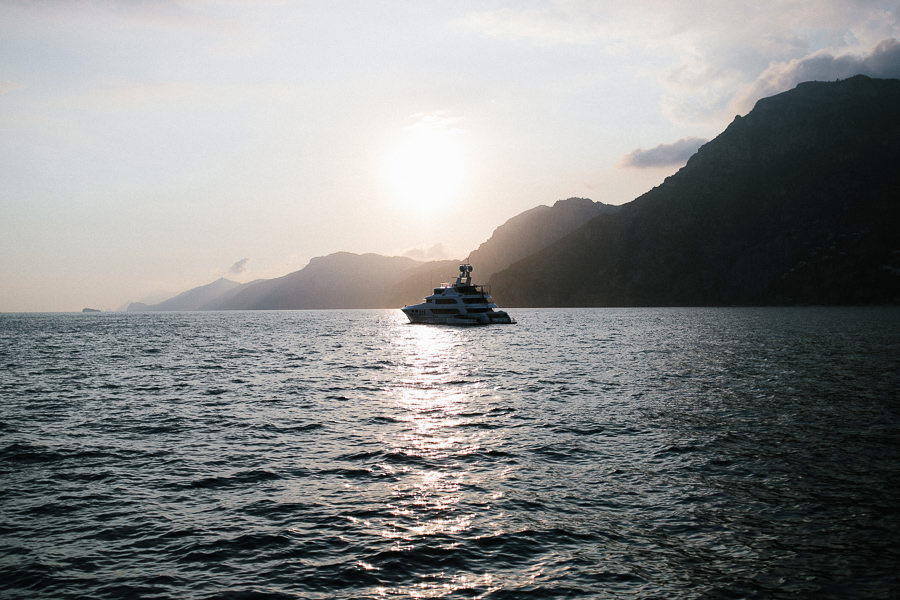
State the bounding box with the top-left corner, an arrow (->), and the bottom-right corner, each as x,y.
4,309 -> 898,599
375,322 -> 501,597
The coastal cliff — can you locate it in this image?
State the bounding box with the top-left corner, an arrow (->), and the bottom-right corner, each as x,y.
490,76 -> 900,306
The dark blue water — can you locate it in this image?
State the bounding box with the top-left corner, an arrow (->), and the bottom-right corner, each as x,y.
1,308 -> 898,599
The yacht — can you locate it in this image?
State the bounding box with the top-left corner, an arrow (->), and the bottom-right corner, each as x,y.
402,264 -> 516,325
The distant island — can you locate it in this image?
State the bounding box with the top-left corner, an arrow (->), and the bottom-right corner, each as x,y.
128,75 -> 899,311
81,308 -> 101,313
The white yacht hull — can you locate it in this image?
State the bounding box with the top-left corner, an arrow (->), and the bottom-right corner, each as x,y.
400,264 -> 516,326
402,305 -> 515,326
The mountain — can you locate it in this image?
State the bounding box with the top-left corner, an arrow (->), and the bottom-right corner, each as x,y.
466,197 -> 618,281
130,77 -> 899,311
131,196 -> 613,311
387,259 -> 463,307
203,252 -> 421,310
127,277 -> 241,312
385,197 -> 617,306
490,75 -> 900,306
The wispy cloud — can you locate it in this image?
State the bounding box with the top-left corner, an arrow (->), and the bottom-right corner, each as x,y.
461,2 -> 900,127
402,243 -> 454,262
620,137 -> 707,168
60,80 -> 302,113
228,258 -> 249,275
402,111 -> 464,135
457,6 -> 617,47
730,38 -> 900,115
2,0 -> 266,60
0,80 -> 24,95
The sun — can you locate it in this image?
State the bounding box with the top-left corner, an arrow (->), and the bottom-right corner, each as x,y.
385,115 -> 467,211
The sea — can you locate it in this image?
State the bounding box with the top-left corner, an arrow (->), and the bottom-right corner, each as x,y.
1,307 -> 898,599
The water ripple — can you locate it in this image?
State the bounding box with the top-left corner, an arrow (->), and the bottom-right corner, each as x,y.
0,308 -> 898,598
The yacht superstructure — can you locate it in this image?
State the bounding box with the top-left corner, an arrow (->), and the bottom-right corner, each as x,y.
401,264 -> 516,325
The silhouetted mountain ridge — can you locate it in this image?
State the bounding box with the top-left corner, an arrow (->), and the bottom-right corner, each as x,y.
208,253 -> 421,310
130,198 -> 611,311
489,75 -> 900,306
466,198 -> 618,281
129,76 -> 898,311
128,277 -> 240,312
385,197 -> 618,307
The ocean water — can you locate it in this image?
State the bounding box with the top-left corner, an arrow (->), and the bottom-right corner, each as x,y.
1,307 -> 898,599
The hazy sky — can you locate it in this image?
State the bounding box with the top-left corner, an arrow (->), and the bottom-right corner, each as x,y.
2,1 -> 899,311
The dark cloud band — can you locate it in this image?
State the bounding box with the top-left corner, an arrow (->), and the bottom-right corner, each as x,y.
620,137 -> 708,168
734,38 -> 900,114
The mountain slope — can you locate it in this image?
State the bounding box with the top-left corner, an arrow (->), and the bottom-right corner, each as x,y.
206,252 -> 422,310
127,196 -> 617,311
387,259 -> 463,307
385,197 -> 618,307
194,198 -> 619,310
490,75 -> 900,306
466,197 -> 618,281
127,277 -> 240,312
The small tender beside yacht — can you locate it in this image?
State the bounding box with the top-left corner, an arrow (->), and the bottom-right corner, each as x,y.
402,264 -> 516,325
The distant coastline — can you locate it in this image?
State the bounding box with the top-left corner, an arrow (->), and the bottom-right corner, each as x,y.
124,76 -> 900,313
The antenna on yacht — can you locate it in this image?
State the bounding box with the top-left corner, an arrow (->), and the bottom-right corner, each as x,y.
457,263 -> 471,285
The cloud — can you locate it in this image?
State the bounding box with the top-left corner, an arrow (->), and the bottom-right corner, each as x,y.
460,2 -> 900,127
620,137 -> 707,168
2,0 -> 266,64
402,111 -> 464,135
731,38 -> 900,115
0,81 -> 24,95
228,258 -> 249,275
402,243 -> 454,262
457,6 -> 615,47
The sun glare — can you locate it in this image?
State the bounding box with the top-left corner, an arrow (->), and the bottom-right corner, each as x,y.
386,115 -> 467,211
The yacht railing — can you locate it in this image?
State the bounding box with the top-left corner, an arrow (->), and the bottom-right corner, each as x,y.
439,281 -> 490,293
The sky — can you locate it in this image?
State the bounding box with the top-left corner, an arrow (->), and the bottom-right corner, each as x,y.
2,1 -> 899,311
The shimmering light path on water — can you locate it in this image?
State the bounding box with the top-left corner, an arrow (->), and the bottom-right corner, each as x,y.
1,308 -> 898,599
